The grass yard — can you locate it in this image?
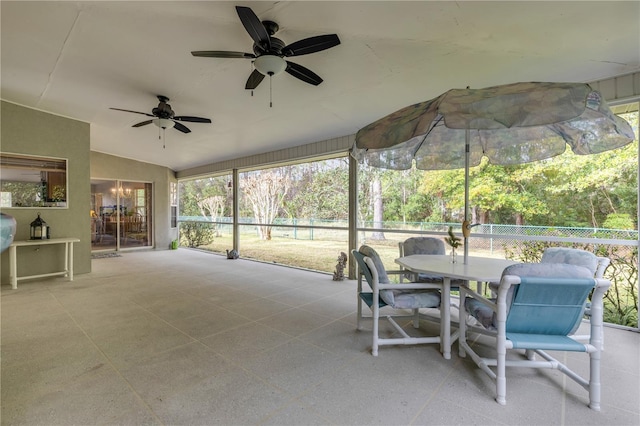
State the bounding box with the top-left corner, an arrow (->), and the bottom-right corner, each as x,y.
195,234 -> 353,274
186,232 -> 498,275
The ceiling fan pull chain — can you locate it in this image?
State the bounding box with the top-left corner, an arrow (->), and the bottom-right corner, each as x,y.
269,72 -> 273,108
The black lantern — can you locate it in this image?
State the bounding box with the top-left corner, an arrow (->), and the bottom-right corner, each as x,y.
30,212 -> 50,240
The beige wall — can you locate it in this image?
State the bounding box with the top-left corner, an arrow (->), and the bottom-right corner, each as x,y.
1,101 -> 91,281
1,101 -> 177,285
90,151 -> 177,249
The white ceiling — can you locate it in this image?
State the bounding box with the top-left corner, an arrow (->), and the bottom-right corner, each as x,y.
2,1 -> 639,172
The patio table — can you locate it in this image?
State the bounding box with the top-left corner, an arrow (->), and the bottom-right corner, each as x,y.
395,254 -> 518,359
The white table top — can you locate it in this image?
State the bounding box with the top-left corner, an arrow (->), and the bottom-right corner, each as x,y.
10,237 -> 80,247
395,255 -> 519,282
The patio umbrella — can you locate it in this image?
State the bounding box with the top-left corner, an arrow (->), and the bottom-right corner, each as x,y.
352,81 -> 635,263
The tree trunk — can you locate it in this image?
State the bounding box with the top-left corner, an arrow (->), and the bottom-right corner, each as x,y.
371,177 -> 385,240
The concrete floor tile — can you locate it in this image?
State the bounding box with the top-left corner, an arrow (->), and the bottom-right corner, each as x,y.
150,366 -> 289,425
200,322 -> 294,363
120,342 -> 232,404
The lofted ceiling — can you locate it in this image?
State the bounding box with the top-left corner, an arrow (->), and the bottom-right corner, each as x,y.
1,1 -> 639,172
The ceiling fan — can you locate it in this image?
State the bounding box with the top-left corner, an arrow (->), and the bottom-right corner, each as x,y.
109,95 -> 212,134
191,6 -> 340,102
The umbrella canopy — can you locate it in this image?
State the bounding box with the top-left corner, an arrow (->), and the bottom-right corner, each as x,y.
353,81 -> 635,261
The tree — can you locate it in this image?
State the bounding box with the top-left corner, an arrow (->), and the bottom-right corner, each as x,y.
197,195 -> 225,236
242,170 -> 291,240
281,158 -> 349,221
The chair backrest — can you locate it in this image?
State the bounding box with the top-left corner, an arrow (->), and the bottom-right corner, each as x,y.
353,246 -> 399,307
502,263 -> 595,336
352,249 -> 374,289
398,237 -> 447,283
399,237 -> 445,257
357,245 -> 390,285
540,247 -> 599,276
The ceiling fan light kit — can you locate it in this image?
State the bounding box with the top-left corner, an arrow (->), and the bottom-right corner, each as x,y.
254,55 -> 286,76
153,118 -> 175,129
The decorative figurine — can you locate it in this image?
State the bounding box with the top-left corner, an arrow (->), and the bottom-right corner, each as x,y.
333,251 -> 348,281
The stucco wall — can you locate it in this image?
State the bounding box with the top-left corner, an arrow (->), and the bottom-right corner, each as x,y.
0,101 -> 177,286
1,101 -> 91,281
90,151 -> 177,250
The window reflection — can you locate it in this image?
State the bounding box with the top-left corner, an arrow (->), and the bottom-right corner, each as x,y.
0,153 -> 67,208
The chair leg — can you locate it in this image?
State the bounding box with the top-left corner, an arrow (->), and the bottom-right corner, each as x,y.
496,338 -> 507,405
588,350 -> 602,411
458,294 -> 467,358
412,308 -> 420,328
372,304 -> 379,356
356,275 -> 364,331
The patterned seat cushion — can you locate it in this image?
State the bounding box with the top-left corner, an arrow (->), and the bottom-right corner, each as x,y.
540,247 -> 598,275
359,245 -> 440,309
402,237 -> 465,286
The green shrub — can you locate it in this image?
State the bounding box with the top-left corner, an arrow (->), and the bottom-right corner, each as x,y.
179,222 -> 214,248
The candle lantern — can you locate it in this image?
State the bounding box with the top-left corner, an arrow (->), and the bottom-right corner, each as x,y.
30,212 -> 50,240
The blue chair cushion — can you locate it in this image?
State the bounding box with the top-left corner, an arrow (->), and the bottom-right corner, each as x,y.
465,263 -> 593,331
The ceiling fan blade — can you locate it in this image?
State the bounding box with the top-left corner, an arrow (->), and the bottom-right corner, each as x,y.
191,51 -> 255,59
235,6 -> 270,51
282,34 -> 341,57
173,121 -> 191,133
285,61 -> 323,86
110,108 -> 154,117
245,69 -> 266,90
173,116 -> 212,123
132,120 -> 153,128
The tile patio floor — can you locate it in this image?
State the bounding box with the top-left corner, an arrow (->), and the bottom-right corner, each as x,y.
1,249 -> 639,425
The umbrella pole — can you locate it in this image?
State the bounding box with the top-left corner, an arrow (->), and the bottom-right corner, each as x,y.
464,129 -> 470,264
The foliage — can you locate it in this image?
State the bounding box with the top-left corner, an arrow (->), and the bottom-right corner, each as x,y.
282,158 -> 349,220
179,175 -> 231,218
415,138 -> 638,228
1,181 -> 43,207
603,213 -> 635,230
179,221 -> 214,248
597,245 -> 638,327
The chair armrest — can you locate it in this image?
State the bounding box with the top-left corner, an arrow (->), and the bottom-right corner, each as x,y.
378,283 -> 442,291
461,275 -> 521,331
385,269 -> 408,276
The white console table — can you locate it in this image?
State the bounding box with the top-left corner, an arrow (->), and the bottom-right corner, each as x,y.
8,238 -> 80,289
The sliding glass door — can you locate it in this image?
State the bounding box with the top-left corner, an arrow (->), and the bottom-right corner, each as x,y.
91,179 -> 153,251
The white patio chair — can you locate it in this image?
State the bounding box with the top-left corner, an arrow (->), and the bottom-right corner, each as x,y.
459,262 -> 611,410
352,245 -> 442,356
